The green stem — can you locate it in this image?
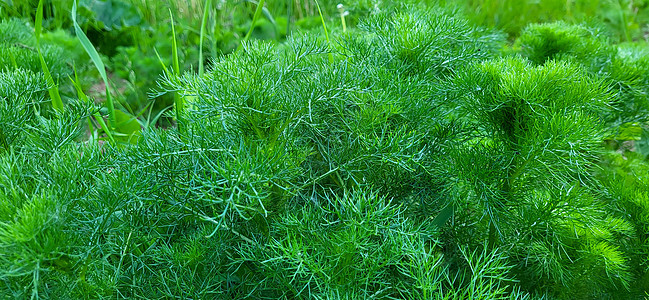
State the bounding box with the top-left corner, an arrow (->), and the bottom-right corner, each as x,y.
617,0 -> 631,42
338,4 -> 347,32
238,0 -> 267,52
314,0 -> 334,64
199,0 -> 212,77
169,10 -> 184,127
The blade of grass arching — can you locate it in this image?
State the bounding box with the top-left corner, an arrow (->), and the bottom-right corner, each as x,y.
36,0 -> 64,112
238,0 -> 267,51
261,7 -> 279,40
314,0 -> 333,63
153,48 -> 171,75
169,9 -> 184,124
72,0 -> 116,129
199,0 -> 212,77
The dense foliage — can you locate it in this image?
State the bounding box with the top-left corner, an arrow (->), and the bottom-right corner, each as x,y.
1,1 -> 649,299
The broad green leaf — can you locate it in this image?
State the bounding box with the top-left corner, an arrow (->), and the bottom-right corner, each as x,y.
432,204 -> 454,227
110,109 -> 141,144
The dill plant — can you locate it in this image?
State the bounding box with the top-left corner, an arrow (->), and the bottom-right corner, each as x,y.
147,6 -> 523,298
0,71 -> 96,297
595,149 -> 649,295
516,21 -> 649,127
443,56 -> 635,297
0,19 -> 70,82
1,3 -> 648,299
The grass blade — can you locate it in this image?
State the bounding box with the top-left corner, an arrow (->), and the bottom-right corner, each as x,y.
170,10 -> 180,78
35,0 -> 43,40
170,9 -> 184,124
153,48 -> 171,76
239,0 -> 266,50
199,0 -> 212,77
36,0 -> 64,112
314,0 -> 333,63
72,0 -> 115,128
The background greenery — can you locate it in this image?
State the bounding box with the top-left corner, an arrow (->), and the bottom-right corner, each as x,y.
1,0 -> 649,299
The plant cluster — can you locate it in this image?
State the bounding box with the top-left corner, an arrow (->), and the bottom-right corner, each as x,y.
1,0 -> 349,123
1,1 -> 649,299
0,18 -> 70,82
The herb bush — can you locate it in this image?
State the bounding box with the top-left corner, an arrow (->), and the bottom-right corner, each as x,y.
0,19 -> 70,81
444,57 -> 633,298
1,4 -> 649,299
516,22 -> 649,127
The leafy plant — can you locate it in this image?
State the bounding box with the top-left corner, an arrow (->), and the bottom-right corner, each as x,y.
0,19 -> 70,84
2,2 -> 649,299
516,21 -> 649,135
443,56 -> 633,297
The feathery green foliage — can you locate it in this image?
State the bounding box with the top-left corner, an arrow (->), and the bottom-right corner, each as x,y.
0,19 -> 70,82
0,69 -> 48,152
516,21 -> 649,132
443,56 -> 635,296
1,2 -> 649,299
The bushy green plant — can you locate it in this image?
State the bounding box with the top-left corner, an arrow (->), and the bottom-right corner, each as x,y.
0,70 -> 95,298
2,3 -> 649,299
0,69 -> 48,151
358,6 -> 504,79
596,150 -> 649,295
0,19 -> 71,80
443,56 -> 634,297
516,22 -> 649,130
515,22 -> 613,66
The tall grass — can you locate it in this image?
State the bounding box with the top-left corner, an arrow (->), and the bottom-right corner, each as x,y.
71,0 -> 115,127
35,0 -> 64,112
445,0 -> 648,41
198,0 -> 212,77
